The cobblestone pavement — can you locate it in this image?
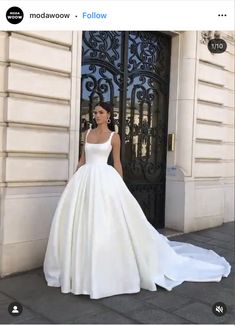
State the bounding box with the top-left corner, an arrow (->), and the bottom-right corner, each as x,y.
0,221 -> 234,324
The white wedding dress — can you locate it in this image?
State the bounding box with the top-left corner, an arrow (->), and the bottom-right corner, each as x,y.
43,129 -> 231,299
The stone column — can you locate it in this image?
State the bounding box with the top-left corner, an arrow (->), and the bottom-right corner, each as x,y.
69,31 -> 83,178
165,31 -> 198,231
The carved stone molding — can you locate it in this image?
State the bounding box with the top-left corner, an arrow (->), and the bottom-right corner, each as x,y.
200,31 -> 221,44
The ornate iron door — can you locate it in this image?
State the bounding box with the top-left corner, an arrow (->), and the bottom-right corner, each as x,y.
80,31 -> 171,228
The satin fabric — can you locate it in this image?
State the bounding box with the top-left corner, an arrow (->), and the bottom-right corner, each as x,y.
43,129 -> 231,299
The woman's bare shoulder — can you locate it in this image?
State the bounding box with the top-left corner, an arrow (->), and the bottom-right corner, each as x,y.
112,131 -> 119,137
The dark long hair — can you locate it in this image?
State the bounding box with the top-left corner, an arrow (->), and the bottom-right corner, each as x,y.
92,102 -> 115,131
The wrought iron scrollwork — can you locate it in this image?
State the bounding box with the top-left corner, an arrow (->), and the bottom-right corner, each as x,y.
80,31 -> 171,228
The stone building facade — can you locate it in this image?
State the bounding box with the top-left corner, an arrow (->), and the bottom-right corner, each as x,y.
0,31 -> 234,276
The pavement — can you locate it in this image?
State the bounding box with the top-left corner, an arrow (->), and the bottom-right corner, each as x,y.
0,221 -> 234,324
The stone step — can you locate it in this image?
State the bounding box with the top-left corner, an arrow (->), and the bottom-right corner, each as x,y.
157,228 -> 184,238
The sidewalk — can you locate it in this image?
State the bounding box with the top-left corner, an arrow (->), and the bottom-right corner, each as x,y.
0,222 -> 234,324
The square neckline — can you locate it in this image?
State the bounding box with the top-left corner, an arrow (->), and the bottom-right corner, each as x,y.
86,129 -> 114,145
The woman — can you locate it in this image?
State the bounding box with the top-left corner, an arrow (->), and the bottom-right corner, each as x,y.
43,102 -> 231,300
75,102 -> 122,177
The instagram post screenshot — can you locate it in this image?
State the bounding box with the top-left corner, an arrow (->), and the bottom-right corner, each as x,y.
0,0 -> 234,325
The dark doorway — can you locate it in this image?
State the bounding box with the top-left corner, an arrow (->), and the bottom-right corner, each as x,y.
80,31 -> 171,228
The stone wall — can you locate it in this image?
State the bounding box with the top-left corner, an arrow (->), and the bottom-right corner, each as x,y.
0,31 -> 82,276
165,31 -> 234,232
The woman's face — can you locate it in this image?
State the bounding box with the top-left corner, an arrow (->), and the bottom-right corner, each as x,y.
94,106 -> 110,125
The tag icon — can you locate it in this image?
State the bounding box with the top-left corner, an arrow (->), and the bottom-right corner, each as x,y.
8,302 -> 23,316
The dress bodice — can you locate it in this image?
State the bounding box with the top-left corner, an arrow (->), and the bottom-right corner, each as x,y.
85,129 -> 115,165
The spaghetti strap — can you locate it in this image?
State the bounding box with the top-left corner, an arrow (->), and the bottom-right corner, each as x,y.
109,131 -> 114,141
109,131 -> 115,144
85,129 -> 91,143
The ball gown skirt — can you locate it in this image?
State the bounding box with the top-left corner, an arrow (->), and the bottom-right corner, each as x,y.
43,130 -> 231,299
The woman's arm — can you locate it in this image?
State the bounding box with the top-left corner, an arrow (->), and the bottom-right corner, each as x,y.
112,133 -> 123,178
75,130 -> 88,172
